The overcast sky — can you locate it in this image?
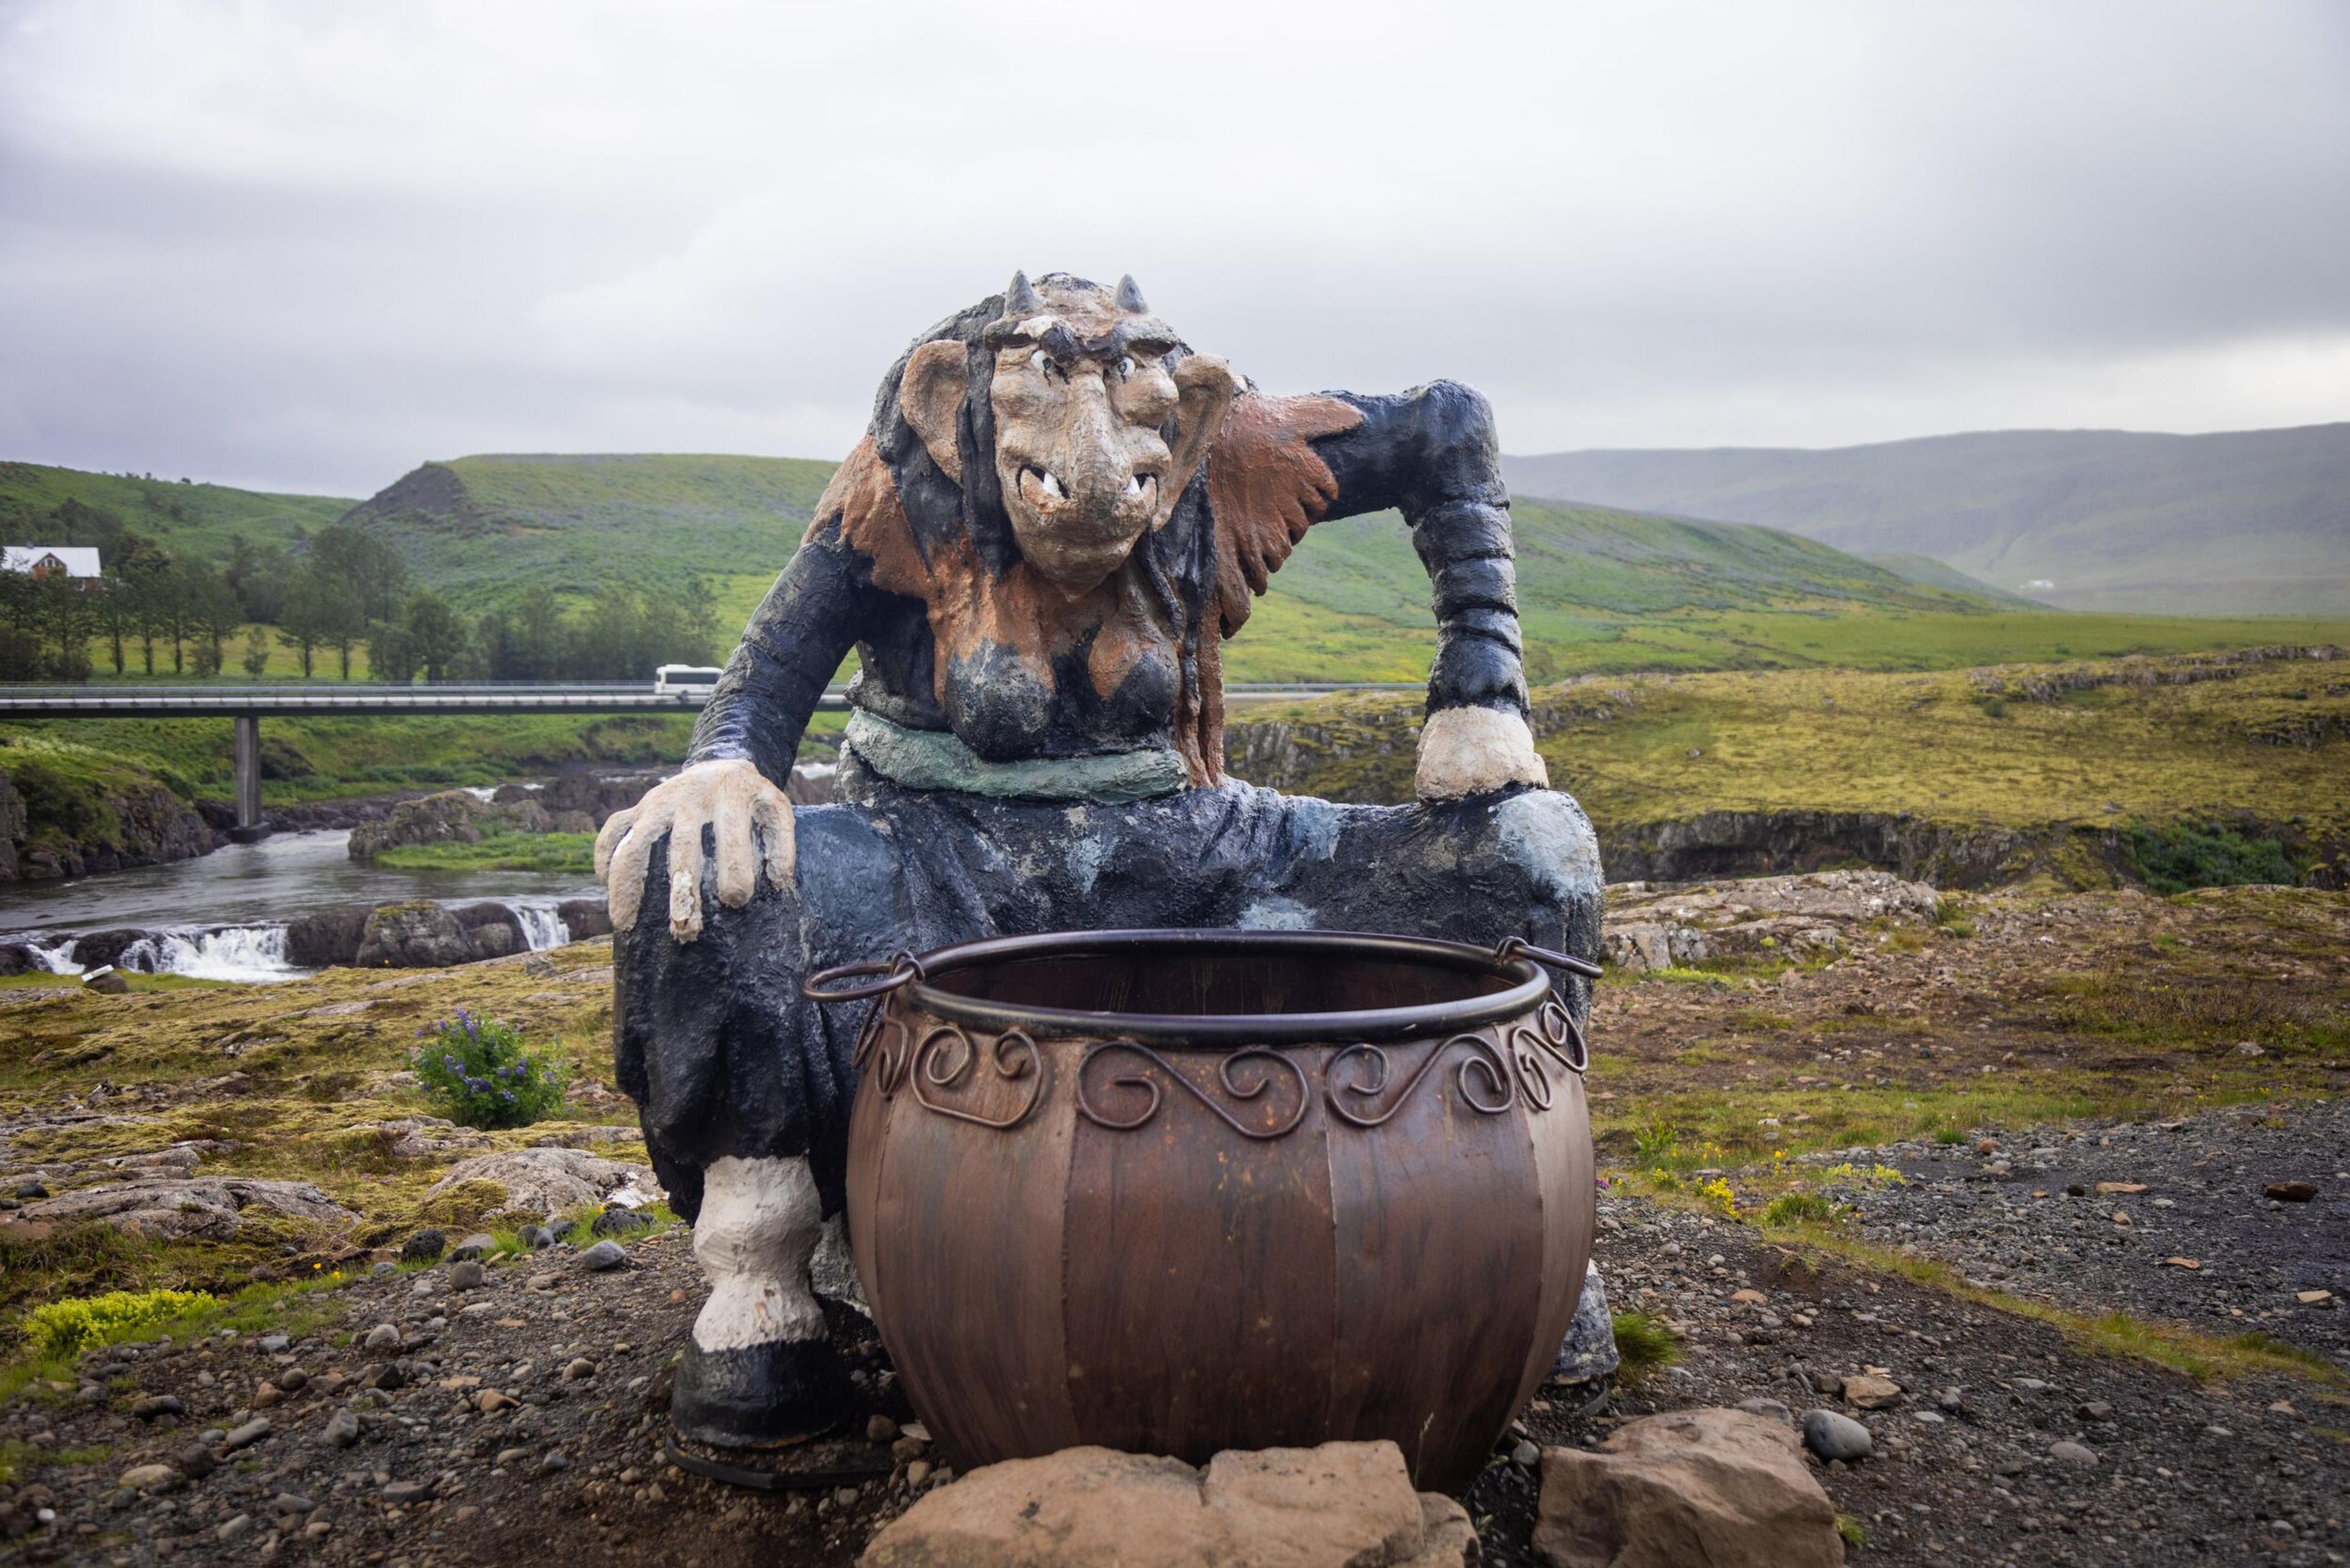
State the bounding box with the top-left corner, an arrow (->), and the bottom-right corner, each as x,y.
2,1 -> 2347,498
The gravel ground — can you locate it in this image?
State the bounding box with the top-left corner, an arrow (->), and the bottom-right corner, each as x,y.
4,1192 -> 2341,1567
1472,1191 -> 2349,1568
1840,1100 -> 2348,1368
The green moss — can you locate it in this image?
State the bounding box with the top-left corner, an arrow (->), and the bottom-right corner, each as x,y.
21,1288 -> 211,1359
376,829 -> 596,874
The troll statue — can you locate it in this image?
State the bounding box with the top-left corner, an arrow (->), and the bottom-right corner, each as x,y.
597,272 -> 1603,1447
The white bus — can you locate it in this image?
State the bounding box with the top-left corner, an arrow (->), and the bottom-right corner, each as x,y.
654,664 -> 725,695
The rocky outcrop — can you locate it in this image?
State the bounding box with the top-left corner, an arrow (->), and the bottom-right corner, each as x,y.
284,905 -> 374,968
354,902 -> 472,968
1599,810 -> 2040,887
1602,870 -> 1939,972
69,928 -> 152,969
1968,643 -> 2341,704
529,772 -> 665,828
17,1174 -> 359,1242
1533,1409 -> 1845,1568
424,1148 -> 659,1217
862,1441 -> 1475,1568
1,768 -> 220,884
347,791 -> 497,859
449,900 -> 523,961
558,898 -> 613,940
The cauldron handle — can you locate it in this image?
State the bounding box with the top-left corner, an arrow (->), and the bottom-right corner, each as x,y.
802,949 -> 926,1003
1494,936 -> 1603,981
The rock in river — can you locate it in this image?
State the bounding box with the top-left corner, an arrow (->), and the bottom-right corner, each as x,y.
354,902 -> 472,968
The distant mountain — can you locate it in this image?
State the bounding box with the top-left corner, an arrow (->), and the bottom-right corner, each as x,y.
1502,424 -> 2350,616
1862,553 -> 2050,609
337,452 -> 837,601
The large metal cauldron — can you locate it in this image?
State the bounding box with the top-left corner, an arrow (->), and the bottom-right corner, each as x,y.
811,928 -> 1596,1492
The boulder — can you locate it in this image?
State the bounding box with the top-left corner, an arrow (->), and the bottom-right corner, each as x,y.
489,798 -> 553,835
1798,1409 -> 1871,1462
354,902 -> 471,968
860,1441 -> 1474,1568
537,772 -> 662,827
466,922 -> 521,961
70,927 -> 152,970
1550,1261 -> 1621,1385
346,791 -> 489,859
20,1176 -> 359,1242
423,1148 -> 659,1217
550,809 -> 597,835
283,905 -> 372,968
0,943 -> 37,976
1533,1408 -> 1844,1568
449,901 -> 518,931
558,898 -> 613,941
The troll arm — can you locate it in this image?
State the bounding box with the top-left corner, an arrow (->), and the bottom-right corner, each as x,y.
1315,381 -> 1544,797
597,515 -> 875,939
1207,381 -> 1543,798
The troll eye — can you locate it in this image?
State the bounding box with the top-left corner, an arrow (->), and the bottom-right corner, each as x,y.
1114,355 -> 1135,380
1028,348 -> 1063,381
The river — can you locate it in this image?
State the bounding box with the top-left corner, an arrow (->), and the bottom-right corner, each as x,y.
0,830 -> 600,983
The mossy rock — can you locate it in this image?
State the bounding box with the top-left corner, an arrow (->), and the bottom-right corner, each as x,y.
411,1178 -> 512,1230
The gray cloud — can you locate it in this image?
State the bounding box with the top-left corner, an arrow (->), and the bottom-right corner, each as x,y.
2,0 -> 2345,497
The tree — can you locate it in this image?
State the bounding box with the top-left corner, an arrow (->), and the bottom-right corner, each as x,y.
241,625 -> 271,678
307,524 -> 408,625
275,568 -> 341,678
320,576 -> 365,679
404,592 -> 466,684
190,569 -> 241,677
228,535 -> 293,625
368,618 -> 416,684
35,572 -> 98,681
159,564 -> 196,674
0,570 -> 48,679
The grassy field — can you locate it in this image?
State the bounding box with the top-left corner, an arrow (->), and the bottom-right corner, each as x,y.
375,829 -> 597,874
0,945 -> 642,1316
1227,649 -> 2350,874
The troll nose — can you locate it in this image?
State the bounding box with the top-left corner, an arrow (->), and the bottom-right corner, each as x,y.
1058,403 -> 1138,511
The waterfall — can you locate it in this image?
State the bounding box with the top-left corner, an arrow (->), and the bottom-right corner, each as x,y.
509,902 -> 571,952
27,940 -> 83,975
122,927 -> 301,983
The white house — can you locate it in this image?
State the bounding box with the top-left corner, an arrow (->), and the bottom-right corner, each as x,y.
1,545 -> 103,582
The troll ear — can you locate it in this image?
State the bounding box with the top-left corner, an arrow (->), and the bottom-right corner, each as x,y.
1155,354 -> 1244,529
899,340 -> 967,482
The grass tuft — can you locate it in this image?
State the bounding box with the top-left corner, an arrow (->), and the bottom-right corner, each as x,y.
1610,1311 -> 1683,1382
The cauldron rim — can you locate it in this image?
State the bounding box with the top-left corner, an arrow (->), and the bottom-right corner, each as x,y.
895,926 -> 1557,1047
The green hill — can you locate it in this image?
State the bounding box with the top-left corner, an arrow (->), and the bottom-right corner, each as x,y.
336,453 -> 837,602
12,452 -> 2348,687
1502,424 -> 2350,618
0,460 -> 352,562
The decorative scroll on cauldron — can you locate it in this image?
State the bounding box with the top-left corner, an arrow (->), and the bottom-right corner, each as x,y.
830,927 -> 1601,1493
852,1002 -> 1589,1138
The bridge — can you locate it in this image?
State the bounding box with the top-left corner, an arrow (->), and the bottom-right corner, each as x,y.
0,681 -> 1417,839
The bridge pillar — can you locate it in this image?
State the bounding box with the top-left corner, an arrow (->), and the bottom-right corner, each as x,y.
229,714 -> 271,845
